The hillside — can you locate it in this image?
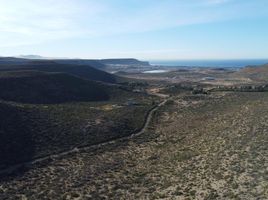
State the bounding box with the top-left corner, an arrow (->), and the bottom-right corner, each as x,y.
233,63 -> 268,81
0,98 -> 155,170
0,70 -> 156,170
1,56 -> 150,68
0,59 -> 156,171
54,59 -> 106,69
0,71 -> 113,104
0,60 -> 117,83
2,91 -> 268,199
0,57 -> 152,77
56,58 -> 150,67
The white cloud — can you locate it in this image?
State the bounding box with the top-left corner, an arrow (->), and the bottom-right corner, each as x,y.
0,0 -> 265,48
0,0 -> 105,47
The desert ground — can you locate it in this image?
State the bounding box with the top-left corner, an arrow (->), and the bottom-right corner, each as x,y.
1,65 -> 268,199
1,88 -> 268,199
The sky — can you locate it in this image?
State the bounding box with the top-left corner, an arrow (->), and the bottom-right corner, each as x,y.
0,0 -> 268,60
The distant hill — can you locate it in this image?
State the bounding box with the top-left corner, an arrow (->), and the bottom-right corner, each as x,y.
54,58 -> 150,68
0,57 -> 29,65
11,56 -> 107,69
233,63 -> 268,81
0,60 -> 117,83
54,59 -> 106,69
11,56 -> 150,67
0,71 -> 118,104
17,55 -> 46,59
0,57 -> 151,81
39,58 -> 150,69
99,58 -> 150,66
0,57 -> 151,75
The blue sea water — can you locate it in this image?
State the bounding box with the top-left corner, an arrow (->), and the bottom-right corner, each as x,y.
150,59 -> 268,68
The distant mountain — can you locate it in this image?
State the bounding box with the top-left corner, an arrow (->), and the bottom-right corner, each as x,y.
17,55 -> 47,59
99,58 -> 150,66
233,63 -> 268,81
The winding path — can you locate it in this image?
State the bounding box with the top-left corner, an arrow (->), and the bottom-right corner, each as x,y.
0,97 -> 169,176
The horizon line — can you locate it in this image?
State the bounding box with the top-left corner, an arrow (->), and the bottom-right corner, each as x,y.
2,55 -> 268,61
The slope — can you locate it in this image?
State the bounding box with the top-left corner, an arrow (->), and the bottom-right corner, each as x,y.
0,60 -> 117,83
0,71 -> 112,104
233,63 -> 268,81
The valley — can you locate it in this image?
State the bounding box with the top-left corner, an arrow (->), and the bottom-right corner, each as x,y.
0,57 -> 268,199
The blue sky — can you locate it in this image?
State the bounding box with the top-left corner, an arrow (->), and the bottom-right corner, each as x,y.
0,0 -> 268,60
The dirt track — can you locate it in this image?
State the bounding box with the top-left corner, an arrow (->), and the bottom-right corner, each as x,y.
0,97 -> 169,176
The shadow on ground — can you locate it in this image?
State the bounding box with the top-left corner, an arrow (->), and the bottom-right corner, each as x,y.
0,103 -> 35,179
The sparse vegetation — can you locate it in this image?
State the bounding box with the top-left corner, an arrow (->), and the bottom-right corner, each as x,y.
0,66 -> 158,170
1,91 -> 268,199
1,59 -> 268,199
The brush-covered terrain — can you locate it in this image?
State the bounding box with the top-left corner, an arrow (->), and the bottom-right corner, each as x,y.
0,95 -> 155,170
0,71 -> 113,104
1,59 -> 268,199
0,63 -> 157,171
233,63 -> 268,82
1,91 -> 268,199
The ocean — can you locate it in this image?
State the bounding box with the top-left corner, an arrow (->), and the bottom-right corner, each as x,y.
150,59 -> 268,68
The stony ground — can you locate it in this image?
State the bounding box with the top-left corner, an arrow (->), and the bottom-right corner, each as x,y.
1,92 -> 268,199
